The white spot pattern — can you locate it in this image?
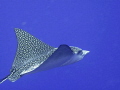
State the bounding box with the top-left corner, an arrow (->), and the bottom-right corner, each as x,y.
8,28 -> 55,82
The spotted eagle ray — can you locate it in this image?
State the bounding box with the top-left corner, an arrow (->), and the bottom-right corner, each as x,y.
0,28 -> 89,83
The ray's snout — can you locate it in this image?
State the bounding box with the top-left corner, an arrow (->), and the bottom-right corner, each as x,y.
82,50 -> 90,55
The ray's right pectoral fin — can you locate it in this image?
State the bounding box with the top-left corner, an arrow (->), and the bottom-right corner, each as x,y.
32,44 -> 74,72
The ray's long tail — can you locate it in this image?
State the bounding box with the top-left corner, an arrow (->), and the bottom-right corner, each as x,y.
0,74 -> 10,84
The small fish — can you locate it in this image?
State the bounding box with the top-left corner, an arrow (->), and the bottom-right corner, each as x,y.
0,28 -> 89,84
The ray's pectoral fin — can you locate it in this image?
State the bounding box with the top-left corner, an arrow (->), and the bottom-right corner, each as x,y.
31,44 -> 74,72
11,28 -> 54,71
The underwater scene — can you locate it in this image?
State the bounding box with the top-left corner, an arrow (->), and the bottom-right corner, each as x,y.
0,0 -> 120,90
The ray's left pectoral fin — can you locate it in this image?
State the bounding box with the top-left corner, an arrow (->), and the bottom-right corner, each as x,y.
11,28 -> 54,71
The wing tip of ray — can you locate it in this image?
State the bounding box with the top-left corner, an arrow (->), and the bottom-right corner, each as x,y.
14,28 -> 22,33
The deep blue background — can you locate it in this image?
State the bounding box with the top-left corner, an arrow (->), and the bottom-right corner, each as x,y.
0,0 -> 120,90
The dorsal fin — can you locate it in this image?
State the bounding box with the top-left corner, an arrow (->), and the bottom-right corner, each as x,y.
11,28 -> 54,71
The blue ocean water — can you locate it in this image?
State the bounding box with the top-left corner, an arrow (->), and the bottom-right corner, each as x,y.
0,0 -> 120,90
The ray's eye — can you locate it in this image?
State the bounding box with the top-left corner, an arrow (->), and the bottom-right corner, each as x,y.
77,50 -> 83,55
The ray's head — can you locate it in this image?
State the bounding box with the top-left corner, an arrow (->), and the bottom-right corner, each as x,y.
70,46 -> 89,54
70,46 -> 90,61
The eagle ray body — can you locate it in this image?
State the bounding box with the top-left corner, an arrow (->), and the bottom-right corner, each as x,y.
0,28 -> 89,84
